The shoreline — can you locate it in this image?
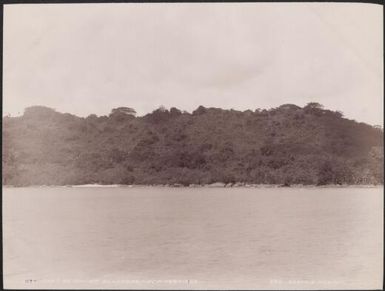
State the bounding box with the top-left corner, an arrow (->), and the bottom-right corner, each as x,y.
3,183 -> 383,189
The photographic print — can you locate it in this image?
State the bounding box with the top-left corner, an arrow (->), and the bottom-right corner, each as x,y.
2,2 -> 383,290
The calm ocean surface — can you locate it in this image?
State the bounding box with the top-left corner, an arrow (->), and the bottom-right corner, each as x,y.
3,187 -> 383,289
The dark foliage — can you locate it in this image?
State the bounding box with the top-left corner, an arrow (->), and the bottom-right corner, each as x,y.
2,103 -> 383,186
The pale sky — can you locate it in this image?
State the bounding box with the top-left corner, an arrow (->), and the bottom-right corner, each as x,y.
3,3 -> 383,125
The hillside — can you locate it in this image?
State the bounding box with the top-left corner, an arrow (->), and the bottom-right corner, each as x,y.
2,103 -> 383,186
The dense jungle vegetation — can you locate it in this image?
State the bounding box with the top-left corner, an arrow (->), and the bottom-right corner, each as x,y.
2,103 -> 383,186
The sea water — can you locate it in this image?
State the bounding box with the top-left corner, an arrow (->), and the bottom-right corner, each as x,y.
2,186 -> 383,289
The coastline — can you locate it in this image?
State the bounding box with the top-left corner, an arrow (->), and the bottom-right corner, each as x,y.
3,183 -> 383,189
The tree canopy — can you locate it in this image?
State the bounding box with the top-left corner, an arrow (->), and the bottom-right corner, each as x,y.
110,107 -> 136,116
3,103 -> 383,186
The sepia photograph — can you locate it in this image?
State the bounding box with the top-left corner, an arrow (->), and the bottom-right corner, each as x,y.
2,2 -> 384,290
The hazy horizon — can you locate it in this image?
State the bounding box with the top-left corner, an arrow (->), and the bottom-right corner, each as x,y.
3,3 -> 383,126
